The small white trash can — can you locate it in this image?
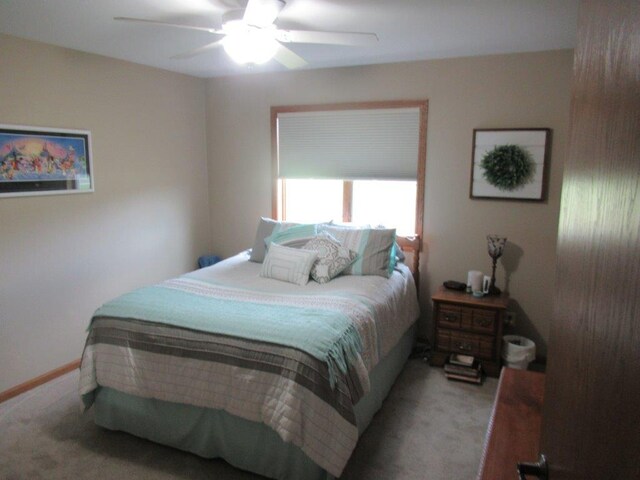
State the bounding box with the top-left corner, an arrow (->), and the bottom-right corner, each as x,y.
502,335 -> 536,370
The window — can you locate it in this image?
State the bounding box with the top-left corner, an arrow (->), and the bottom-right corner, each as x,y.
272,101 -> 427,238
281,179 -> 343,223
281,179 -> 417,235
352,180 -> 417,235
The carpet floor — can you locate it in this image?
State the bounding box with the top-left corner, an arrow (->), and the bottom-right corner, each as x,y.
0,359 -> 497,479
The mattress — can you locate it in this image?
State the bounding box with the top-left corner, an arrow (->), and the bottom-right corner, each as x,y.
80,251 -> 420,478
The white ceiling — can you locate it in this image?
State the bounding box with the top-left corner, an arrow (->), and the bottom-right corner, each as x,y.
0,0 -> 578,78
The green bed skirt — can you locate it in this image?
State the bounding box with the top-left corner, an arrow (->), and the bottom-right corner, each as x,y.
93,322 -> 417,480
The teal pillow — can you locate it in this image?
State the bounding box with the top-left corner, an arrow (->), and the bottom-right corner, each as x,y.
265,223 -> 319,249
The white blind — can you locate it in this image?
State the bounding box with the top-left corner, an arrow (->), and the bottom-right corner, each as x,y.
277,107 -> 421,180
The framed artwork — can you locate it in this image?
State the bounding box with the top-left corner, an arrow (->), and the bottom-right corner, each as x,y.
0,124 -> 93,198
470,128 -> 551,201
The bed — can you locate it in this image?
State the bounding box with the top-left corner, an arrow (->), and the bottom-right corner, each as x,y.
79,222 -> 420,480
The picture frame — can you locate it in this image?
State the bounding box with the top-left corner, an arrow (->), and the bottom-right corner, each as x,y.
470,128 -> 551,201
0,124 -> 93,198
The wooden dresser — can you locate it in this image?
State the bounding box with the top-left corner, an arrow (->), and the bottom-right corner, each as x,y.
477,368 -> 545,480
430,286 -> 509,377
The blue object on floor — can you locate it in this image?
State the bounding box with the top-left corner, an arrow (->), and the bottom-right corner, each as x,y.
198,255 -> 221,269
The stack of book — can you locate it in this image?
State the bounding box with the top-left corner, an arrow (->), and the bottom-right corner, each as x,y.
444,354 -> 483,384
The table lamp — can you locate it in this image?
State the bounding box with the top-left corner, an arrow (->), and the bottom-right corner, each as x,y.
487,235 -> 507,295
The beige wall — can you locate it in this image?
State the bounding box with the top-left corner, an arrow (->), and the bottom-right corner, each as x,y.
0,41 -> 571,392
0,35 -> 211,391
206,50 -> 573,357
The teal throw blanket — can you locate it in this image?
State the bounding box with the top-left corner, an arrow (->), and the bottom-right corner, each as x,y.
92,282 -> 363,387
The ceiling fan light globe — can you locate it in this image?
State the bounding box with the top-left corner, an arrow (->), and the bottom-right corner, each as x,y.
223,30 -> 278,65
243,0 -> 285,27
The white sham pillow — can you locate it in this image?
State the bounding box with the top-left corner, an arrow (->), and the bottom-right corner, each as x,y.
260,243 -> 318,286
249,217 -> 296,263
319,225 -> 396,278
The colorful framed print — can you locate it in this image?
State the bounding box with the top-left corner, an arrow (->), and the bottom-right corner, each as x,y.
470,128 -> 551,201
0,124 -> 93,198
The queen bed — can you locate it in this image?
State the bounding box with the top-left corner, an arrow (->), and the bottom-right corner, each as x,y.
79,221 -> 420,479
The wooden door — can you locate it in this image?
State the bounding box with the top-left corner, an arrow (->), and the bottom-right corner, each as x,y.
540,0 -> 640,478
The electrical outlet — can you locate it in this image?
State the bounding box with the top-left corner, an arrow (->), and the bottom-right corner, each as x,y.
505,311 -> 517,326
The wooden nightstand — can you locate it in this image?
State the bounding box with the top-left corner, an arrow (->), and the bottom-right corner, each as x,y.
431,286 -> 509,377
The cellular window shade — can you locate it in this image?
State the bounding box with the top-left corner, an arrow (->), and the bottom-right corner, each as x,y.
277,107 -> 420,180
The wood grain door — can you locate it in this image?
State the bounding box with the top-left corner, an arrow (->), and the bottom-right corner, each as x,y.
539,0 -> 640,478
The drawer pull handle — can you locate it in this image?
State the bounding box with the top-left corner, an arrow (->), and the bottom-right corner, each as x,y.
444,314 -> 459,322
477,318 -> 492,327
455,342 -> 472,352
517,454 -> 548,480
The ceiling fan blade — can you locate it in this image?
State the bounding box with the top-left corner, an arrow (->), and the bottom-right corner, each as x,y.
274,29 -> 378,46
114,17 -> 224,35
243,0 -> 285,27
272,43 -> 308,69
170,39 -> 225,59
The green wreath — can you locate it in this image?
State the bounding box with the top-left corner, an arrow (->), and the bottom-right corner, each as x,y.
480,144 -> 535,191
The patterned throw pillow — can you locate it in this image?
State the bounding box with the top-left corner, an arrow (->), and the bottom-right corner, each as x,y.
260,243 -> 318,286
303,233 -> 358,284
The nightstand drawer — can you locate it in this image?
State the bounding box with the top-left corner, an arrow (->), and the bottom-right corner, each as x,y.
439,305 -> 497,334
438,330 -> 494,360
437,330 -> 453,350
462,309 -> 497,334
438,305 -> 462,328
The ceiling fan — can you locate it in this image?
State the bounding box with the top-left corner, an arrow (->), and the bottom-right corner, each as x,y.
115,0 -> 379,69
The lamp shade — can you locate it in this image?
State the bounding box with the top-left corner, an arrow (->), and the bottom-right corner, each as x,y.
487,235 -> 507,258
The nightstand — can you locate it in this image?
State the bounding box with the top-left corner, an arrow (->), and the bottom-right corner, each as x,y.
430,286 -> 509,377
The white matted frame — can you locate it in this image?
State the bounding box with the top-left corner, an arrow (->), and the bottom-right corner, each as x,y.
0,124 -> 94,198
470,128 -> 551,201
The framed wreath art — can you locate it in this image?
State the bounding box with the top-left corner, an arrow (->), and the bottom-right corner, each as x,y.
470,128 -> 551,201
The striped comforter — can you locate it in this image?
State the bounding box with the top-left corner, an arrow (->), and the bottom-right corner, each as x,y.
79,253 -> 419,477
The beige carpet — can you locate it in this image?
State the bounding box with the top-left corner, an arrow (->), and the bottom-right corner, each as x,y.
0,359 -> 497,479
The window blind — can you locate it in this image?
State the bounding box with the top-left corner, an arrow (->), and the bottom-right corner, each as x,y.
277,107 -> 421,180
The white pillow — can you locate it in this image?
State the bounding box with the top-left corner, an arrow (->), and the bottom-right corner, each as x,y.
260,243 -> 318,286
302,233 -> 358,284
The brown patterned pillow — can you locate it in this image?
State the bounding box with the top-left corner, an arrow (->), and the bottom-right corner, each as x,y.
302,233 -> 358,284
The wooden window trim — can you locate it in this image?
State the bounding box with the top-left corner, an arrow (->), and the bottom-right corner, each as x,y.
342,181 -> 353,223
